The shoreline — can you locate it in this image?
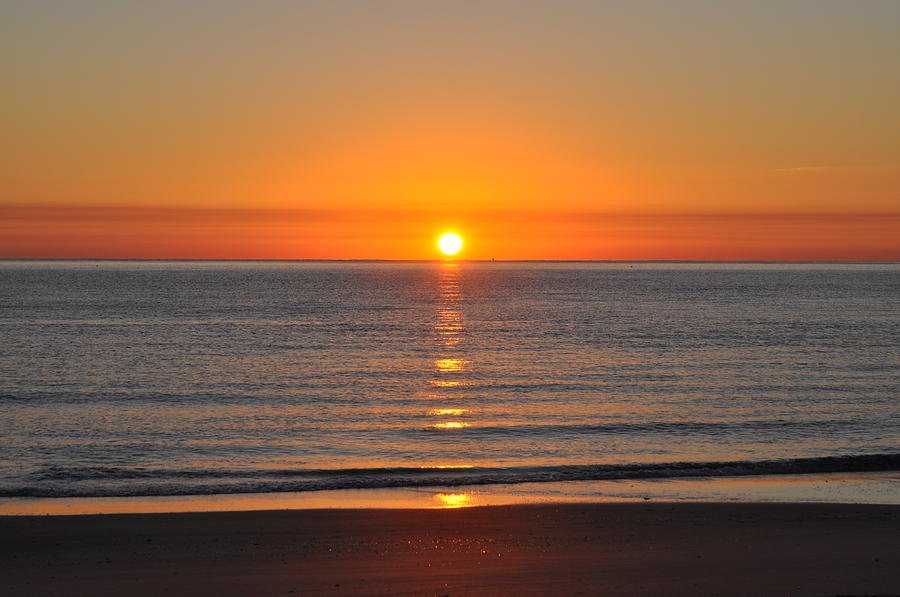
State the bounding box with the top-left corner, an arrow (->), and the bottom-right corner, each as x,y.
2,502 -> 897,596
2,471 -> 897,516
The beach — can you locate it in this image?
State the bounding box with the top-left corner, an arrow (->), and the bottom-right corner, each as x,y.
2,502 -> 898,596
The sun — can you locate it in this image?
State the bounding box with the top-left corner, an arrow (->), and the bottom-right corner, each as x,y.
437,232 -> 463,256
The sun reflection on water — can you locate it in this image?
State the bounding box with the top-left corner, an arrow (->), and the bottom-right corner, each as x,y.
435,358 -> 467,372
428,263 -> 473,431
433,421 -> 470,429
429,408 -> 471,416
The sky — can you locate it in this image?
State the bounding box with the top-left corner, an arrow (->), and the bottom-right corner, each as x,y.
2,0 -> 899,260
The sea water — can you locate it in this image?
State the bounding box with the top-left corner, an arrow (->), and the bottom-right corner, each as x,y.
0,261 -> 897,499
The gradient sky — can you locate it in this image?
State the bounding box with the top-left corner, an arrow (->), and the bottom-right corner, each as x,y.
2,0 -> 899,259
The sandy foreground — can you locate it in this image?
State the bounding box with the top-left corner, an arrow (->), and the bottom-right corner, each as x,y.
1,503 -> 897,596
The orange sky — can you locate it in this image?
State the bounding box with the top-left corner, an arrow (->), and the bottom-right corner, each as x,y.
2,2 -> 899,260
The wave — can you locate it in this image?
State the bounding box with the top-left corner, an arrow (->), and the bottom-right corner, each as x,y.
2,453 -> 898,498
416,419 -> 871,437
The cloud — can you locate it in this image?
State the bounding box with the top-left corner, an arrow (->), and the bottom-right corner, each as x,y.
773,164 -> 899,174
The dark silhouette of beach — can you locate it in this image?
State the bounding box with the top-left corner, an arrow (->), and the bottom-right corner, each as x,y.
2,502 -> 897,596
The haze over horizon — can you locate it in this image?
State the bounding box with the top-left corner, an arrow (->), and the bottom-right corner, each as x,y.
3,1 -> 899,260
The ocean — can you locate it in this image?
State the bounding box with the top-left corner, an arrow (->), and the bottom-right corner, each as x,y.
0,261 -> 897,500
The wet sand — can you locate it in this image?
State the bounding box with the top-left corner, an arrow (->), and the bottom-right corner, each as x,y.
1,503 -> 898,596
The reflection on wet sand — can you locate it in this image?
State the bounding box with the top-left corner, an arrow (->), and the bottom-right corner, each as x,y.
430,263 -> 473,431
434,492 -> 474,508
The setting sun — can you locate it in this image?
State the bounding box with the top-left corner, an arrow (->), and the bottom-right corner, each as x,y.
438,233 -> 463,256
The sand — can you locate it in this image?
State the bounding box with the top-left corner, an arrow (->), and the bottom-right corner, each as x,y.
1,503 -> 897,596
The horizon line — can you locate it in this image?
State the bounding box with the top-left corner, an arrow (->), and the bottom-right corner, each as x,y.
2,258 -> 898,264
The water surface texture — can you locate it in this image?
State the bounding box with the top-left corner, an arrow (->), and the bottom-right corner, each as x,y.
1,261 -> 897,497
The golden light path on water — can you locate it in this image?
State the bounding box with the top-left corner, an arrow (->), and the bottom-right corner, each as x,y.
433,422 -> 470,429
435,358 -> 466,373
429,408 -> 471,416
430,262 -> 472,435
